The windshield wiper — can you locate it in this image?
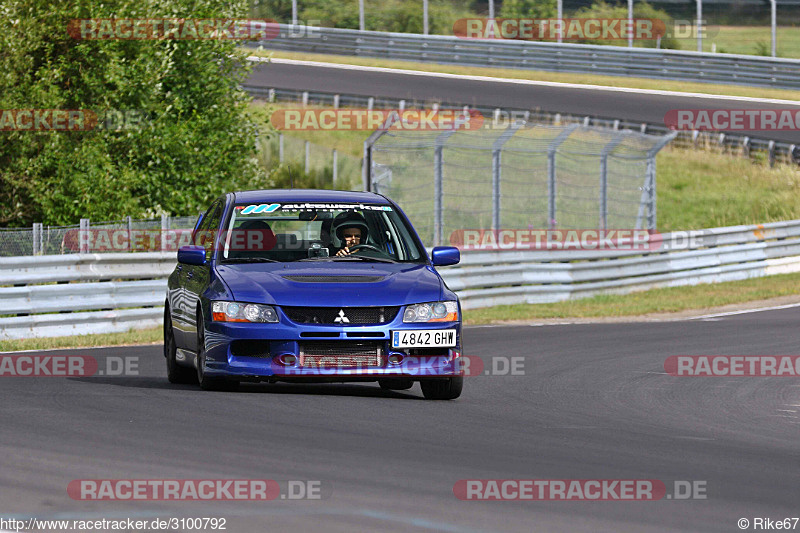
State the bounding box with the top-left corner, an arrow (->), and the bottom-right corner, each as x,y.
222,257 -> 280,263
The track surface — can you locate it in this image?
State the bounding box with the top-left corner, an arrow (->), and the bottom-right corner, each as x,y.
247,60 -> 800,144
2,308 -> 799,532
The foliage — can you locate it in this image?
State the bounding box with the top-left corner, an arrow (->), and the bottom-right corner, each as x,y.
0,0 -> 264,226
571,1 -> 679,49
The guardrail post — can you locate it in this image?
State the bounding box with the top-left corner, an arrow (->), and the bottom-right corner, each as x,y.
279,134 -> 284,163
301,91 -> 308,106
33,223 -> 43,255
304,141 -> 310,174
367,97 -> 374,111
333,94 -> 340,109
399,100 -> 405,112
79,218 -> 90,254
268,88 -> 275,103
742,137 -> 750,158
769,140 -> 776,167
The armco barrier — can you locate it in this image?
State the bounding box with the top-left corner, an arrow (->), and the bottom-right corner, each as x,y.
2,221 -> 800,339
250,25 -> 800,90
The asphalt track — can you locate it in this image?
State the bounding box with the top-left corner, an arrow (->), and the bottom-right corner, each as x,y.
246,59 -> 800,144
2,307 -> 799,532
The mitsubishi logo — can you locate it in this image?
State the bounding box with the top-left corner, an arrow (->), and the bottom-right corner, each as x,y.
334,309 -> 350,324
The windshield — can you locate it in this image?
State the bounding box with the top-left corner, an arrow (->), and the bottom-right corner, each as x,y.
220,201 -> 426,263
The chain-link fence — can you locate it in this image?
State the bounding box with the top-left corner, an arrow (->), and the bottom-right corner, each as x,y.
366,122 -> 675,247
257,133 -> 363,190
0,215 -> 198,257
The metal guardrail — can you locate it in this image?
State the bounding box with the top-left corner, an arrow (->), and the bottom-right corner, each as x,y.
3,221 -> 800,339
250,25 -> 800,90
245,86 -> 799,167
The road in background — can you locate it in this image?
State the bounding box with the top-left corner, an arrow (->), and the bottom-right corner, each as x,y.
247,59 -> 800,144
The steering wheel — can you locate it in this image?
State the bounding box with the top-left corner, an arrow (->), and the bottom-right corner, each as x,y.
346,244 -> 392,257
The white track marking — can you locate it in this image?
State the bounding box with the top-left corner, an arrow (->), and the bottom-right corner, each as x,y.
251,56 -> 800,106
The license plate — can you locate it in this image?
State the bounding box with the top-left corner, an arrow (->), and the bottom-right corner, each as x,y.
391,329 -> 457,348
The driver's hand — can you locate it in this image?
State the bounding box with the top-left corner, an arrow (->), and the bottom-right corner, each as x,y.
336,247 -> 350,257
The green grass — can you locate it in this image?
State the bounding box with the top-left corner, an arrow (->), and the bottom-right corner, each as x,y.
675,25 -> 800,58
247,49 -> 800,102
463,271 -> 800,324
656,147 -> 800,231
0,327 -> 162,353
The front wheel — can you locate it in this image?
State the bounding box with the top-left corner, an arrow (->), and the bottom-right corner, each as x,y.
420,376 -> 463,400
196,313 -> 238,392
165,308 -> 197,384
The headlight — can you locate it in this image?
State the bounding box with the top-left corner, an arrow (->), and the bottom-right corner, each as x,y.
403,301 -> 459,323
212,301 -> 279,323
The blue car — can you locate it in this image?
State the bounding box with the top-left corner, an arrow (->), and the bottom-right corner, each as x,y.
164,190 -> 464,400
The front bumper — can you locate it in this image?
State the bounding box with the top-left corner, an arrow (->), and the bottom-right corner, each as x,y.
201,311 -> 462,381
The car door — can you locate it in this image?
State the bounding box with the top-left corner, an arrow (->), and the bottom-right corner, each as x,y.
185,200 -> 224,352
169,210 -> 207,348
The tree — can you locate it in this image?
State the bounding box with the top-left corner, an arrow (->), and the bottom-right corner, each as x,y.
0,0 -> 264,226
500,0 -> 557,20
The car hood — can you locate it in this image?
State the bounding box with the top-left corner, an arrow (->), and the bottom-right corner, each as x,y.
216,262 -> 444,307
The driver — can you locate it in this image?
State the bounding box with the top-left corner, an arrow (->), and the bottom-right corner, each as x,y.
331,212 -> 370,257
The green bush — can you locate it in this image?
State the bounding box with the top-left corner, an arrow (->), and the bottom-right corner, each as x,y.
571,1 -> 679,49
0,0 -> 265,226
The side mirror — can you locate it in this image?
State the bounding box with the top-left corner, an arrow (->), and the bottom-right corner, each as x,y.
178,245 -> 207,266
431,246 -> 460,266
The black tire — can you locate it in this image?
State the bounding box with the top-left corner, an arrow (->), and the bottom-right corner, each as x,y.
165,307 -> 197,384
196,312 -> 238,392
420,376 -> 463,400
378,378 -> 414,391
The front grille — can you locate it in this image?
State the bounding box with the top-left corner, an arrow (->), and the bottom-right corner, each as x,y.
282,306 -> 399,325
299,341 -> 384,368
283,275 -> 384,283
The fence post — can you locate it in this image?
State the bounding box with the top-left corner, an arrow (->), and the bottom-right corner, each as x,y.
32,223 -> 43,255
161,213 -> 169,252
491,122 -> 523,231
126,216 -> 132,252
332,149 -> 338,187
433,129 -> 458,246
547,124 -> 579,229
279,133 -> 284,163
304,141 -> 310,174
599,134 -> 626,230
79,218 -> 90,253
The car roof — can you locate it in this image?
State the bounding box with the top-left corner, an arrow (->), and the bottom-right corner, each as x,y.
232,189 -> 391,205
